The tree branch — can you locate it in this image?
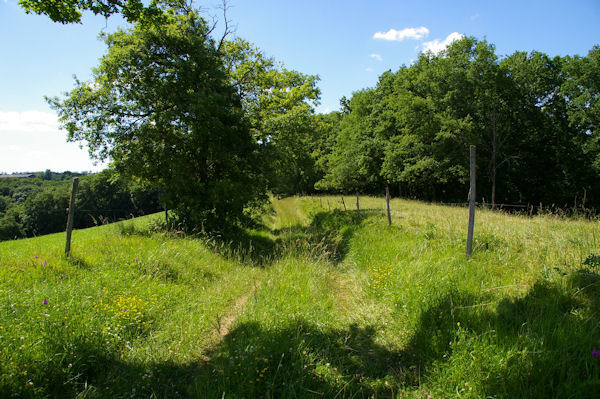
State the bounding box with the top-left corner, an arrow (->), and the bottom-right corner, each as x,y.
216,0 -> 235,53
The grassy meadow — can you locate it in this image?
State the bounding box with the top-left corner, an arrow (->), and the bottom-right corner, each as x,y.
0,196 -> 599,398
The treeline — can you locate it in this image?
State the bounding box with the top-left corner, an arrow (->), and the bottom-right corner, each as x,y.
0,170 -> 161,241
305,38 -> 599,210
48,7 -> 324,232
26,0 -> 599,234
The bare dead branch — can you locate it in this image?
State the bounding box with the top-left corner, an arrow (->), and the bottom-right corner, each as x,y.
217,0 -> 235,53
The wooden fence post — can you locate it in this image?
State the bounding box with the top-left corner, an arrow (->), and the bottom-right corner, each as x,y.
356,192 -> 360,218
341,196 -> 346,211
386,184 -> 392,226
466,146 -> 476,257
65,177 -> 79,256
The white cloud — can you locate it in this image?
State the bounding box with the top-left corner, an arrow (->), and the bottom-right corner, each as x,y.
422,32 -> 464,54
369,53 -> 383,62
28,150 -> 49,159
373,26 -> 429,41
365,67 -> 375,72
470,13 -> 480,21
0,110 -> 59,133
0,110 -> 107,173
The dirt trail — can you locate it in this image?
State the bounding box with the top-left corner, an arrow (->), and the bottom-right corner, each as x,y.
199,283 -> 259,362
217,283 -> 258,337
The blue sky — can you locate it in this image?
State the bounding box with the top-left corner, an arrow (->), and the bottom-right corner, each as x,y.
1,0 -> 599,173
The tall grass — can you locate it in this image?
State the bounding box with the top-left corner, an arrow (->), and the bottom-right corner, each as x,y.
1,197 -> 598,397
301,196 -> 600,397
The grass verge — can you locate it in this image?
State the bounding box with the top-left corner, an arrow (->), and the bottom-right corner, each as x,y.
0,196 -> 599,397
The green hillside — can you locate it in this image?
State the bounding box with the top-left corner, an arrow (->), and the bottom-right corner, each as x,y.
1,197 -> 599,398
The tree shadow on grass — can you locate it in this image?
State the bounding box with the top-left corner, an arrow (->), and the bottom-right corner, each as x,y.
9,319 -> 418,398
11,270 -> 597,398
211,209 -> 383,267
403,268 -> 600,397
194,320 -> 416,398
118,207 -> 383,268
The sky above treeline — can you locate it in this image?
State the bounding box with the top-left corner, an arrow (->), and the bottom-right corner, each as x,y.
1,0 -> 599,173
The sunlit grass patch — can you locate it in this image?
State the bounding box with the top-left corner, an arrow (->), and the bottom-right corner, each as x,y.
1,197 -> 599,397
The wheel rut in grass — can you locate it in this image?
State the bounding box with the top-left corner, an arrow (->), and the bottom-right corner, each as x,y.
199,282 -> 259,362
217,282 -> 258,338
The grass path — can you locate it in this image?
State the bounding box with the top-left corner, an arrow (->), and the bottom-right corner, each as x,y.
216,282 -> 259,338
1,196 -> 599,398
269,196 -> 310,229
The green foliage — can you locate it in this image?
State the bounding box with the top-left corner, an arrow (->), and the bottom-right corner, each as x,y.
23,1 -> 324,229
21,187 -> 69,236
0,196 -> 8,213
311,111 -> 342,182
0,170 -> 160,242
18,0 -> 168,24
562,45 -> 600,175
317,89 -> 383,193
48,11 -> 265,232
261,104 -> 321,194
73,169 -> 161,226
221,38 -> 321,195
0,209 -> 24,241
319,37 -> 600,208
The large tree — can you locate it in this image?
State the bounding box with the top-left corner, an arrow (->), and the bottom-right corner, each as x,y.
561,46 -> 600,205
220,38 -> 321,195
48,9 -> 265,231
317,89 -> 383,195
18,0 -> 168,23
323,37 -> 600,208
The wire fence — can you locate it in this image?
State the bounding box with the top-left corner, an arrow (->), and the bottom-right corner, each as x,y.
317,195 -> 597,218
436,201 -> 596,216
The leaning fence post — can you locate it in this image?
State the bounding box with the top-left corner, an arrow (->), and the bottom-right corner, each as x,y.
466,146 -> 476,257
341,196 -> 346,211
386,184 -> 392,226
65,177 -> 79,256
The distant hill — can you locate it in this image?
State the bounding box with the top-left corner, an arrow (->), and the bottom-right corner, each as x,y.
0,173 -> 36,178
0,169 -> 160,241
